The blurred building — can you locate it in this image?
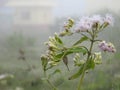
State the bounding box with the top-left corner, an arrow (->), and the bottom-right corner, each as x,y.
0,0 -> 56,33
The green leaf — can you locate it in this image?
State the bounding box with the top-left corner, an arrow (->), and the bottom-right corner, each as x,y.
54,47 -> 87,63
48,69 -> 61,79
55,53 -> 64,59
73,36 -> 89,46
68,65 -> 84,80
55,51 -> 73,61
54,53 -> 64,62
68,47 -> 87,54
53,53 -> 65,62
86,58 -> 95,70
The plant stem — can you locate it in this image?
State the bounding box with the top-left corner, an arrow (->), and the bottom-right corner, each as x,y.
77,67 -> 86,90
47,79 -> 57,90
44,70 -> 47,77
77,33 -> 95,90
44,70 -> 57,90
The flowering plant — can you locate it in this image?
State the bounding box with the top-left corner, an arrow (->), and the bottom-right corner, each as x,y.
41,14 -> 116,90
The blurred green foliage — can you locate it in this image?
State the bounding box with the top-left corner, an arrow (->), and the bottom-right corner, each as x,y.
0,10 -> 120,90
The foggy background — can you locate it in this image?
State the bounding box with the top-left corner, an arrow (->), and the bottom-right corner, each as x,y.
54,0 -> 120,17
0,0 -> 120,90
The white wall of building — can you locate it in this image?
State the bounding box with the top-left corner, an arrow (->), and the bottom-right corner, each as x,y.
4,0 -> 55,26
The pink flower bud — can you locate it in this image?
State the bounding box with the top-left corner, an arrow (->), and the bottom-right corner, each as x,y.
98,41 -> 116,53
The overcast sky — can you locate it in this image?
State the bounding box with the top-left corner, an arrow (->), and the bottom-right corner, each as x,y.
54,0 -> 120,17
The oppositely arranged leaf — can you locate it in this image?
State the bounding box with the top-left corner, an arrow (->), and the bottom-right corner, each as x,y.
48,69 -> 61,79
55,47 -> 87,60
55,51 -> 73,60
73,36 -> 89,46
55,53 -> 64,59
68,47 -> 87,54
53,53 -> 67,62
54,53 -> 64,62
68,65 -> 84,80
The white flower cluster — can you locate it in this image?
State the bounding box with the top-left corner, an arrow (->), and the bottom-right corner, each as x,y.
75,14 -> 114,32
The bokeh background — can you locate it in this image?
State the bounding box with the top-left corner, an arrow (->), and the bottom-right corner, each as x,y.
0,0 -> 120,90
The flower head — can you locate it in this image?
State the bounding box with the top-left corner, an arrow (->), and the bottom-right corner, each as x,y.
91,15 -> 103,25
104,14 -> 114,26
98,41 -> 116,53
63,17 -> 74,30
75,16 -> 92,32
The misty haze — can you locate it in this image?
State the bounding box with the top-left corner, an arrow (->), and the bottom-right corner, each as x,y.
0,0 -> 120,90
